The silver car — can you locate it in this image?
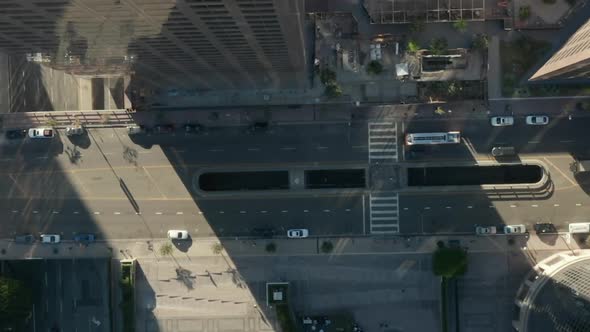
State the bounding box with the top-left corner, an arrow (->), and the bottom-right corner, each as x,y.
490,116 -> 514,127
525,115 -> 549,125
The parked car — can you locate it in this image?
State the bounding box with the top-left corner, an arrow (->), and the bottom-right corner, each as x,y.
504,224 -> 527,234
127,125 -> 145,135
525,115 -> 549,126
252,227 -> 275,238
167,230 -> 189,240
534,223 -> 557,234
491,146 -> 516,157
41,234 -> 60,244
28,127 -> 55,138
287,229 -> 309,238
155,124 -> 175,134
5,129 -> 27,139
15,234 -> 34,244
184,123 -> 204,133
65,125 -> 84,136
490,116 -> 514,127
74,233 -> 95,243
475,226 -> 497,235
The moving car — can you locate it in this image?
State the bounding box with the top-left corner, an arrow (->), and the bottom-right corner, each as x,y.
74,233 -> 96,243
167,230 -> 189,240
475,226 -> 497,235
534,223 -> 557,234
5,129 -> 27,139
28,127 -> 55,138
41,234 -> 61,244
525,115 -> 549,126
287,229 -> 309,238
15,234 -> 34,244
490,116 -> 514,127
504,224 -> 527,234
491,146 -> 516,157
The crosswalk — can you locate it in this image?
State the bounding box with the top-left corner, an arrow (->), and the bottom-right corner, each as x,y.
368,122 -> 398,163
369,192 -> 399,234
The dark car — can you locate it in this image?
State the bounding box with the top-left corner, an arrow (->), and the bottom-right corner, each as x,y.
184,123 -> 204,133
154,124 -> 175,134
5,129 -> 27,139
15,234 -> 34,244
534,223 -> 557,234
74,233 -> 96,243
252,227 -> 275,238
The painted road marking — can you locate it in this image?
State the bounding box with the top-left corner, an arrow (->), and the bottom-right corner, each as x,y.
531,204 -> 538,208
94,212 -> 100,215
576,203 -> 582,206
247,148 -> 260,151
114,212 -> 121,215
240,211 -> 246,214
446,206 -> 452,209
467,206 -> 473,209
554,204 -> 560,207
280,147 -> 296,150
176,212 -> 183,215
368,122 -> 398,163
369,192 -> 399,234
156,212 -> 163,215
510,205 -> 517,208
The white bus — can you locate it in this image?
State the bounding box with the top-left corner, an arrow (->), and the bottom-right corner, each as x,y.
405,131 -> 461,145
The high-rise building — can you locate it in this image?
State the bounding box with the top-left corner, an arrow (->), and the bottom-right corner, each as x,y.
0,0 -> 308,90
530,18 -> 590,81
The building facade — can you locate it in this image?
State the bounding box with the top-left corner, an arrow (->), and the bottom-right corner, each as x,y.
0,0 -> 308,90
530,18 -> 590,81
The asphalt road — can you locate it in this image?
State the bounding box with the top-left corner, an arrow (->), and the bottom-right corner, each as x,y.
1,115 -> 590,239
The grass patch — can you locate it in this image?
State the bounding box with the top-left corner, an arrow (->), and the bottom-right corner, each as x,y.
276,304 -> 297,332
120,262 -> 135,332
440,277 -> 448,332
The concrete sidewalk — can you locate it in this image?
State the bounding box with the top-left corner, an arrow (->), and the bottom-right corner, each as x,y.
0,233 -> 583,262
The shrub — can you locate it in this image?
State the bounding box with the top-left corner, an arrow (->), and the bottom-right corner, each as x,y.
518,6 -> 531,21
452,19 -> 467,32
324,83 -> 343,98
433,247 -> 468,278
429,37 -> 448,55
319,68 -> 337,85
211,242 -> 224,255
407,40 -> 420,53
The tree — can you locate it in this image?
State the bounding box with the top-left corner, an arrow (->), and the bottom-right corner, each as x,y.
324,83 -> 343,98
0,277 -> 32,327
321,241 -> 334,253
432,247 -> 468,278
211,242 -> 224,255
452,19 -> 467,32
429,37 -> 448,55
407,39 -> 420,53
472,34 -> 489,51
366,60 -> 383,75
159,242 -> 173,256
265,242 -> 277,253
319,68 -> 337,85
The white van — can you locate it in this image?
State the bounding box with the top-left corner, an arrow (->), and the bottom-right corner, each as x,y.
569,223 -> 590,234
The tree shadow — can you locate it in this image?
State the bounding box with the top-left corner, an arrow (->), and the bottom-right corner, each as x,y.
175,267 -> 195,290
64,145 -> 83,164
122,145 -> 138,166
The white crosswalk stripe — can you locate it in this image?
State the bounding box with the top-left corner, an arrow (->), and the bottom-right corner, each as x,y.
368,122 -> 398,163
369,192 -> 399,234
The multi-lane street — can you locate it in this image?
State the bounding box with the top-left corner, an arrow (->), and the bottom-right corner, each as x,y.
1,113 -> 590,239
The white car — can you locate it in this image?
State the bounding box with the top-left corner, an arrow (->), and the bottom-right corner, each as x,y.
40,234 -> 61,244
287,229 -> 309,238
167,230 -> 189,240
28,127 -> 55,138
490,116 -> 514,127
525,115 -> 549,125
475,226 -> 497,235
504,224 -> 527,234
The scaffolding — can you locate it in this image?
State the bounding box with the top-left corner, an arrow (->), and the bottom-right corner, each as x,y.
363,0 -> 485,24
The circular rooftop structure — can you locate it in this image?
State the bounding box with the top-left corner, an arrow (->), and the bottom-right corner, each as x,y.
513,251 -> 590,332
